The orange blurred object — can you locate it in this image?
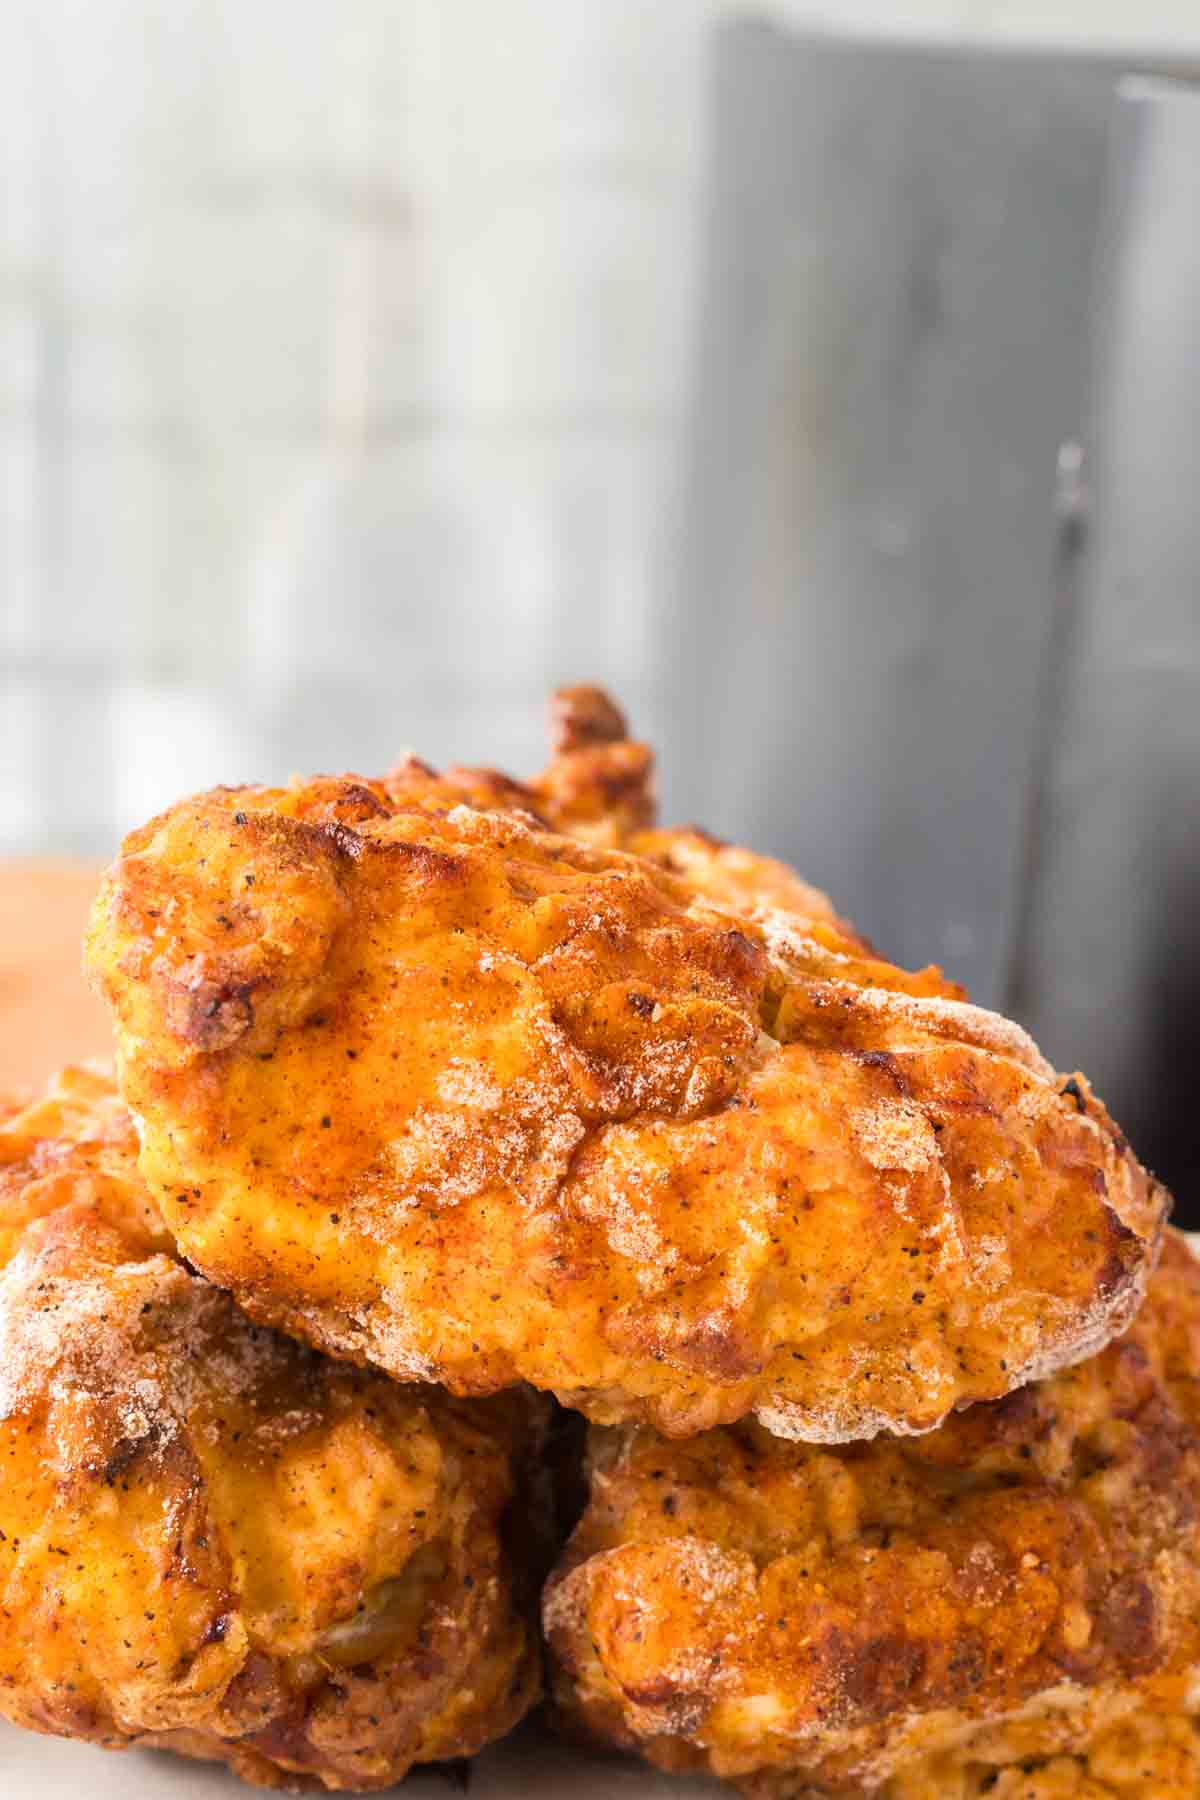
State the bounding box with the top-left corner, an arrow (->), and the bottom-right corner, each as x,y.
0,863 -> 110,1089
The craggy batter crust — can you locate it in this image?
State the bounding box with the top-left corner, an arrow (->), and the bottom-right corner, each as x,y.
880,1703 -> 1200,1797
545,1233 -> 1200,1795
0,1068 -> 538,1790
86,689 -> 1167,1441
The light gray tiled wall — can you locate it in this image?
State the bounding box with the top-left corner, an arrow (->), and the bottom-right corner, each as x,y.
6,0 -> 1200,858
1,0 -> 708,854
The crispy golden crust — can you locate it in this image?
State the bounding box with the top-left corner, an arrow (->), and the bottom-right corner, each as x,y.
625,826 -> 843,933
544,1233 -> 1200,1795
733,1702 -> 1200,1798
879,1704 -> 1200,1798
86,690 -> 1167,1441
0,1068 -> 538,1791
386,682 -> 656,850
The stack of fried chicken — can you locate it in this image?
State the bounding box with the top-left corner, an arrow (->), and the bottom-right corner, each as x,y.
3,687 -> 1196,1797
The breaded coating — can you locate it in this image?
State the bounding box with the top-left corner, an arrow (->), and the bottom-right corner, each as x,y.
544,1232 -> 1200,1796
881,1704 -> 1200,1798
86,690 -> 1167,1442
0,1068 -> 538,1791
386,681 -> 656,849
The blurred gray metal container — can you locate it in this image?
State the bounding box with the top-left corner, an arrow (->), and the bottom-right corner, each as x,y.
670,25 -> 1116,1009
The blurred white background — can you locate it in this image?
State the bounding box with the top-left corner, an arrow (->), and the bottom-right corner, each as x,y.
6,0 -> 1200,859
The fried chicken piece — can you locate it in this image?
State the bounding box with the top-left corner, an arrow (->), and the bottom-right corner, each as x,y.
385,682 -> 656,849
0,1067 -> 538,1792
86,690 -> 1167,1442
544,1231 -> 1200,1796
882,1704 -> 1200,1798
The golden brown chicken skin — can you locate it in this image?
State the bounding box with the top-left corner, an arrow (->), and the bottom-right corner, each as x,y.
0,1067 -> 538,1791
544,1231 -> 1200,1797
86,691 -> 1167,1442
